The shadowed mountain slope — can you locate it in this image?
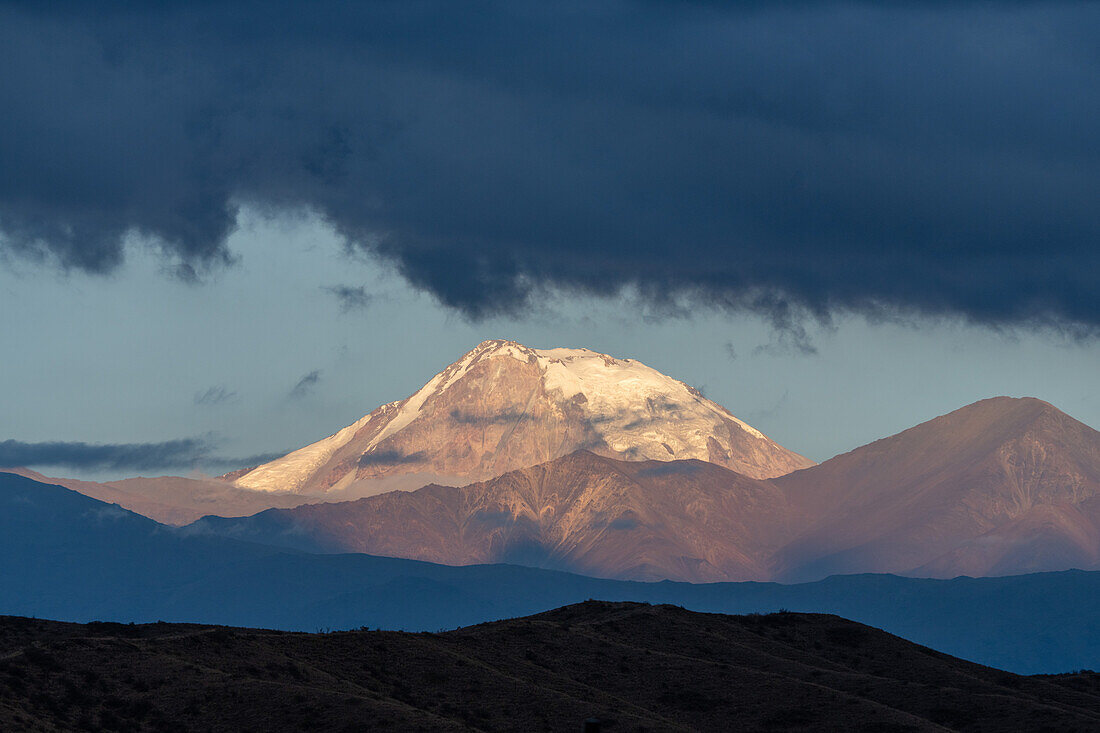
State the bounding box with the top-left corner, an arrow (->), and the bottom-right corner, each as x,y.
773,397 -> 1100,581
2,602 -> 1099,732
193,450 -> 798,582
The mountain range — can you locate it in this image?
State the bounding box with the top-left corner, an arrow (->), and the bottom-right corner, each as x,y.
8,340 -> 1100,586
190,396 -> 1100,583
3,470 -> 1100,674
8,339 -> 812,525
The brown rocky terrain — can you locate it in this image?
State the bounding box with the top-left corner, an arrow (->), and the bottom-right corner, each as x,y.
196,450 -> 796,581
772,396 -> 1100,580
1,601 -> 1098,732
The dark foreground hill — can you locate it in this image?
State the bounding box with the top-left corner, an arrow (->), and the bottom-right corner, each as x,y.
4,471 -> 1100,674
2,602 -> 1099,733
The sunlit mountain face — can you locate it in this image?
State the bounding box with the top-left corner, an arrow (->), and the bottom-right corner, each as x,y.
230,339 -> 813,498
190,386 -> 1100,584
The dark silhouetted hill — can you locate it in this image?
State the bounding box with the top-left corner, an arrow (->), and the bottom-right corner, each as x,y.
1,602 -> 1099,732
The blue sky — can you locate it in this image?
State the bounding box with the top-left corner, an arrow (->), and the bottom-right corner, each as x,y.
3,206 -> 1097,479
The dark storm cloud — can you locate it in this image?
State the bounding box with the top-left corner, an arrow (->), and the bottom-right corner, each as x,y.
0,437 -> 282,472
323,285 -> 372,313
3,2 -> 1100,331
288,370 -> 322,399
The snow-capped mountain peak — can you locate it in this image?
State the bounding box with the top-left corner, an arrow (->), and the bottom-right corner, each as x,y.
234,340 -> 813,495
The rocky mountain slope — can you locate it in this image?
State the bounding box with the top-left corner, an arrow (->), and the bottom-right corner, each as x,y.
772,396 -> 1100,581
4,602 -> 1100,733
196,450 -> 798,582
196,397 -> 1100,583
232,339 -> 813,496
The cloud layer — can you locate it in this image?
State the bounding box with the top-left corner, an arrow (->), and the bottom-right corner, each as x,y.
2,2 -> 1099,331
0,438 -> 281,472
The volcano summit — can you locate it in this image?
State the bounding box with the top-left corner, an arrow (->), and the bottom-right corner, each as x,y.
232,340 -> 813,497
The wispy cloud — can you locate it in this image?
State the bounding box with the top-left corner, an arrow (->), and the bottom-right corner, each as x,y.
323,284 -> 372,313
0,438 -> 283,473
747,390 -> 791,425
289,370 -> 322,399
753,330 -> 819,358
193,385 -> 237,406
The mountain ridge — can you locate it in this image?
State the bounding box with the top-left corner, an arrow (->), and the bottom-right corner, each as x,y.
191,396 -> 1100,583
195,450 -> 798,582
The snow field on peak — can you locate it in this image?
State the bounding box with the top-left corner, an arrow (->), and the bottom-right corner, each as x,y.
533,348 -> 767,442
234,340 -> 782,493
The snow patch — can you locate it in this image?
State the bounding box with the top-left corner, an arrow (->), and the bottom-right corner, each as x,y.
531,347 -> 768,459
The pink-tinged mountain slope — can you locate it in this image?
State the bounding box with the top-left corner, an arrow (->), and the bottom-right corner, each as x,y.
231,340 -> 814,497
196,450 -> 802,582
773,397 -> 1100,580
194,397 -> 1100,583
